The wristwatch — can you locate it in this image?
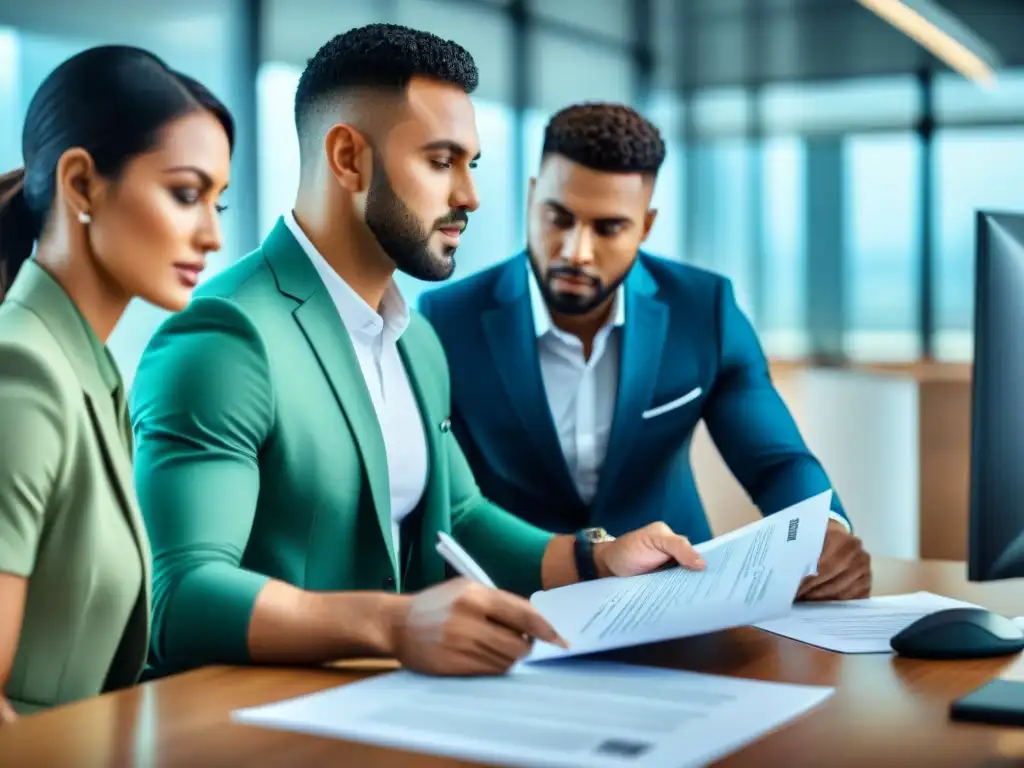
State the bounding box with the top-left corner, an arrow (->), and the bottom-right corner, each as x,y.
574,527 -> 615,581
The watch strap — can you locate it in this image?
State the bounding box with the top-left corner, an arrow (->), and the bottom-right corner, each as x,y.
574,529 -> 600,581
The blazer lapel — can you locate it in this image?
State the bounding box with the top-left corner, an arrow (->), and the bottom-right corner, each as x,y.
84,387 -> 153,604
592,260 -> 669,511
262,219 -> 398,581
482,258 -> 582,505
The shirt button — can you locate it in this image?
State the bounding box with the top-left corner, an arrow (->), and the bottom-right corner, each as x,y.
382,575 -> 396,591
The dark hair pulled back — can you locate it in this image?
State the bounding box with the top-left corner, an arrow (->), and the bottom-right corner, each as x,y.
0,45 -> 234,293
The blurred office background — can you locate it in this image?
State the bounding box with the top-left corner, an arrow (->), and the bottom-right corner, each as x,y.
0,0 -> 1021,560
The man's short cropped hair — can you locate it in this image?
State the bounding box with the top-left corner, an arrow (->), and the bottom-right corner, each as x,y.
541,102 -> 666,176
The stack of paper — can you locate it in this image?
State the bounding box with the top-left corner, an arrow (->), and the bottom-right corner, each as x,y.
233,660 -> 834,768
754,591 -> 982,653
524,490 -> 833,662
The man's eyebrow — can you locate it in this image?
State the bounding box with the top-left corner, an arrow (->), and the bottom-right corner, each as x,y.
542,200 -> 632,225
421,140 -> 481,162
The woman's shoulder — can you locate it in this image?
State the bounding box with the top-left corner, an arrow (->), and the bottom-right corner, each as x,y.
0,302 -> 79,408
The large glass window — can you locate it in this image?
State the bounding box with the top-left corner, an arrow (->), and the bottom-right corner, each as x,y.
527,31 -> 634,113
687,139 -> 756,319
843,132 -> 922,361
527,0 -> 634,44
932,128 -> 1024,361
643,91 -> 684,261
256,62 -> 301,240
760,136 -> 807,358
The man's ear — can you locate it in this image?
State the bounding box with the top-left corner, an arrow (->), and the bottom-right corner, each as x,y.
324,123 -> 371,193
641,207 -> 658,243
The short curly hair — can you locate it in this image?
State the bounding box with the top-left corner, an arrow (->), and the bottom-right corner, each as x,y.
294,23 -> 478,143
541,102 -> 666,176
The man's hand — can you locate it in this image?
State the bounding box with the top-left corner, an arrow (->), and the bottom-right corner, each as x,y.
0,695 -> 17,726
387,578 -> 568,676
594,522 -> 706,578
797,519 -> 871,601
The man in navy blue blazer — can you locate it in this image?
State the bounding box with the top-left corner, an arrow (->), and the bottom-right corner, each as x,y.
419,103 -> 871,600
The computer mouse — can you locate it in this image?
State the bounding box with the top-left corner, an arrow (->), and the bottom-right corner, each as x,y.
890,607 -> 1024,659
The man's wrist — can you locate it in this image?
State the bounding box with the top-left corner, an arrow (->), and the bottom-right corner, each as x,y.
372,593 -> 411,658
828,512 -> 852,533
592,541 -> 614,579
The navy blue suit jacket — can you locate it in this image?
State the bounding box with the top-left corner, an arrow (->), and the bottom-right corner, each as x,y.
418,252 -> 847,543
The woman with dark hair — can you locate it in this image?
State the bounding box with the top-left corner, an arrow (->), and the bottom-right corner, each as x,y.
0,44 -> 233,720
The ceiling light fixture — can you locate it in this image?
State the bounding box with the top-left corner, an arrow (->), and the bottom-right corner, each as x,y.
857,0 -> 1001,87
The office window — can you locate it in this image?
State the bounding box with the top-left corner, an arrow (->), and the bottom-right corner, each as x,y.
650,0 -> 678,92
261,0 -> 390,70
527,30 -> 634,113
761,136 -> 807,358
687,140 -> 755,319
0,28 -> 20,172
644,91 -> 684,261
760,76 -> 921,135
689,88 -> 751,140
527,0 -> 634,44
843,133 -> 921,361
256,62 -> 301,239
932,128 -> 1024,361
935,69 -> 1024,125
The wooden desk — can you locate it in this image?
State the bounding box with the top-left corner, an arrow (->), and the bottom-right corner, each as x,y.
3,557 -> 1024,767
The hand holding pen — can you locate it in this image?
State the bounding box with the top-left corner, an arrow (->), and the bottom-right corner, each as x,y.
379,533 -> 569,677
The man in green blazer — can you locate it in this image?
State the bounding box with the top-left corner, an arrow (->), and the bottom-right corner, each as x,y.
130,24 -> 706,678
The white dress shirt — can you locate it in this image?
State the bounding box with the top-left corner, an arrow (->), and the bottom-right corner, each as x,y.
526,263 -> 851,531
528,265 -> 625,504
285,212 -> 428,558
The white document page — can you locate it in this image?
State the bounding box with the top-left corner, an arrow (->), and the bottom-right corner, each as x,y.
232,660 -> 834,768
525,490 -> 832,662
754,591 -> 981,653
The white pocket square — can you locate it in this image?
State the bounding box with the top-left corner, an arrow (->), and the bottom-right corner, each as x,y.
642,387 -> 703,420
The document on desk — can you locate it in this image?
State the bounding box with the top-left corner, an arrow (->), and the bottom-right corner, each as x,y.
754,591 -> 981,653
232,660 -> 834,768
525,490 -> 832,662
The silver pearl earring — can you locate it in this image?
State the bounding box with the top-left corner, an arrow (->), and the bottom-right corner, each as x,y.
78,211 -> 92,225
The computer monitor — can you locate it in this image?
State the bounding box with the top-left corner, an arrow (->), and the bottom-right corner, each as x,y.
969,210 -> 1024,582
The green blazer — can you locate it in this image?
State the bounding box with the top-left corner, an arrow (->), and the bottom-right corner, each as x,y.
130,217 -> 554,675
0,260 -> 150,714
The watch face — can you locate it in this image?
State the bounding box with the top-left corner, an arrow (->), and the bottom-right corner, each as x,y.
583,527 -> 614,542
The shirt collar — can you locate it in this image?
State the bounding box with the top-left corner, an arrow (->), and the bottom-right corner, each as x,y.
525,259 -> 625,339
284,210 -> 409,339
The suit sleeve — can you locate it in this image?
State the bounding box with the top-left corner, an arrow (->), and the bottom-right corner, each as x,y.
130,297 -> 273,669
0,347 -> 65,577
702,281 -> 849,526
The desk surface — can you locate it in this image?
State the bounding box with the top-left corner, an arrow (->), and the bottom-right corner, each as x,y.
3,557 -> 1024,767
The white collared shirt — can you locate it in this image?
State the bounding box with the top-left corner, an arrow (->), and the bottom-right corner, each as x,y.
285,212 -> 428,559
528,265 -> 625,503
